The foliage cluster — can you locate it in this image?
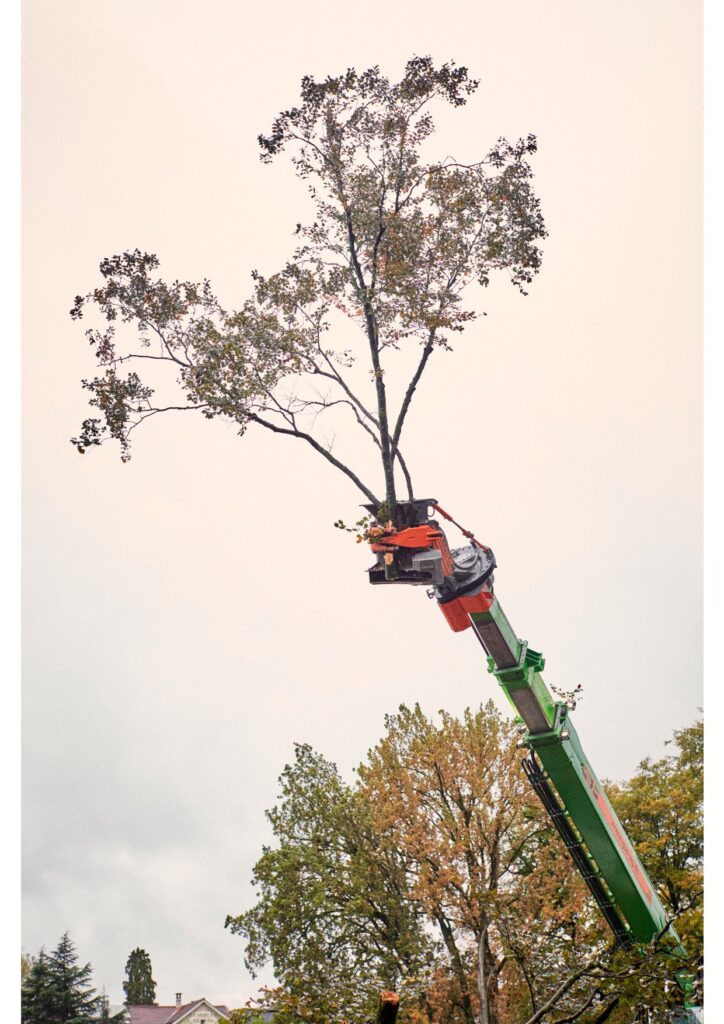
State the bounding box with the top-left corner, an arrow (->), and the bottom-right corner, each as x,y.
226,710 -> 702,1024
70,58 -> 546,519
606,720 -> 703,971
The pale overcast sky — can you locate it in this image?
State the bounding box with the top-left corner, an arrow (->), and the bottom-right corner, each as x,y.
23,0 -> 701,1009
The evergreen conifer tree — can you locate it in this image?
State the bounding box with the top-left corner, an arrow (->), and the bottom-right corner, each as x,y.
21,933 -> 101,1024
21,949 -> 56,1024
122,949 -> 157,1006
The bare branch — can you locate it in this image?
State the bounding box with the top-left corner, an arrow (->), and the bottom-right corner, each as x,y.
521,949 -> 615,1024
126,403 -> 210,437
551,985 -> 603,1023
246,412 -> 379,505
392,338 -> 435,449
309,357 -> 380,431
117,352 -> 187,365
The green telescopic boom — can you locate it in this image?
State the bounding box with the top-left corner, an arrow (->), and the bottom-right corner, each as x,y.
470,597 -> 677,949
366,499 -> 700,1020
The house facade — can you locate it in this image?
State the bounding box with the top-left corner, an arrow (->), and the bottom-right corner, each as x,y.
128,997 -> 231,1024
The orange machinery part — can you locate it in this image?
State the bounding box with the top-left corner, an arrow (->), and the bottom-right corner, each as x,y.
370,524 -> 455,576
438,588 -> 495,632
370,524 -> 493,631
369,524 -> 442,550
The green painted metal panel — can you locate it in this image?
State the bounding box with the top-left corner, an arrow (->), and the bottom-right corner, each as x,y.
492,646 -> 557,731
527,708 -> 676,946
473,599 -> 688,957
469,598 -> 522,667
529,670 -> 557,727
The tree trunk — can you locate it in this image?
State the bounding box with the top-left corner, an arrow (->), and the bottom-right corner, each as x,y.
438,915 -> 475,1024
368,340 -> 397,518
342,206 -> 398,519
477,926 -> 490,1024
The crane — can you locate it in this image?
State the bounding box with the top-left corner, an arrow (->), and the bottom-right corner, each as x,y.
365,498 -> 701,1023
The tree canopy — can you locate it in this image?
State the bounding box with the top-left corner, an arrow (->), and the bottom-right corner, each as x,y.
70,57 -> 546,520
606,720 -> 703,962
226,740 -> 433,1023
227,706 -> 702,1024
123,948 -> 157,1006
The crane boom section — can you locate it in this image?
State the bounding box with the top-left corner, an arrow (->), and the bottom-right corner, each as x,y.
366,502 -> 683,953
470,604 -> 675,947
490,639 -> 673,946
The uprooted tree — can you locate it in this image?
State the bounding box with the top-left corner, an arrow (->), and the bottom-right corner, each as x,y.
70,56 -> 545,522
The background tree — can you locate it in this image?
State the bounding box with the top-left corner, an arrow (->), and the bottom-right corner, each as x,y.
606,719 -> 703,977
226,704 -> 602,1024
123,948 -> 157,1006
359,703 -> 607,1024
21,933 -> 102,1024
606,720 -> 700,950
227,710 -> 702,1024
70,57 -> 546,521
21,949 -> 56,1024
226,742 -> 434,1024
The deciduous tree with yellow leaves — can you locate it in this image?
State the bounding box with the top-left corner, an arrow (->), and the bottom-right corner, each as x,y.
227,706 -> 701,1024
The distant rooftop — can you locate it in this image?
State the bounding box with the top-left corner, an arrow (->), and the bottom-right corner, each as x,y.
127,1001 -> 231,1024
